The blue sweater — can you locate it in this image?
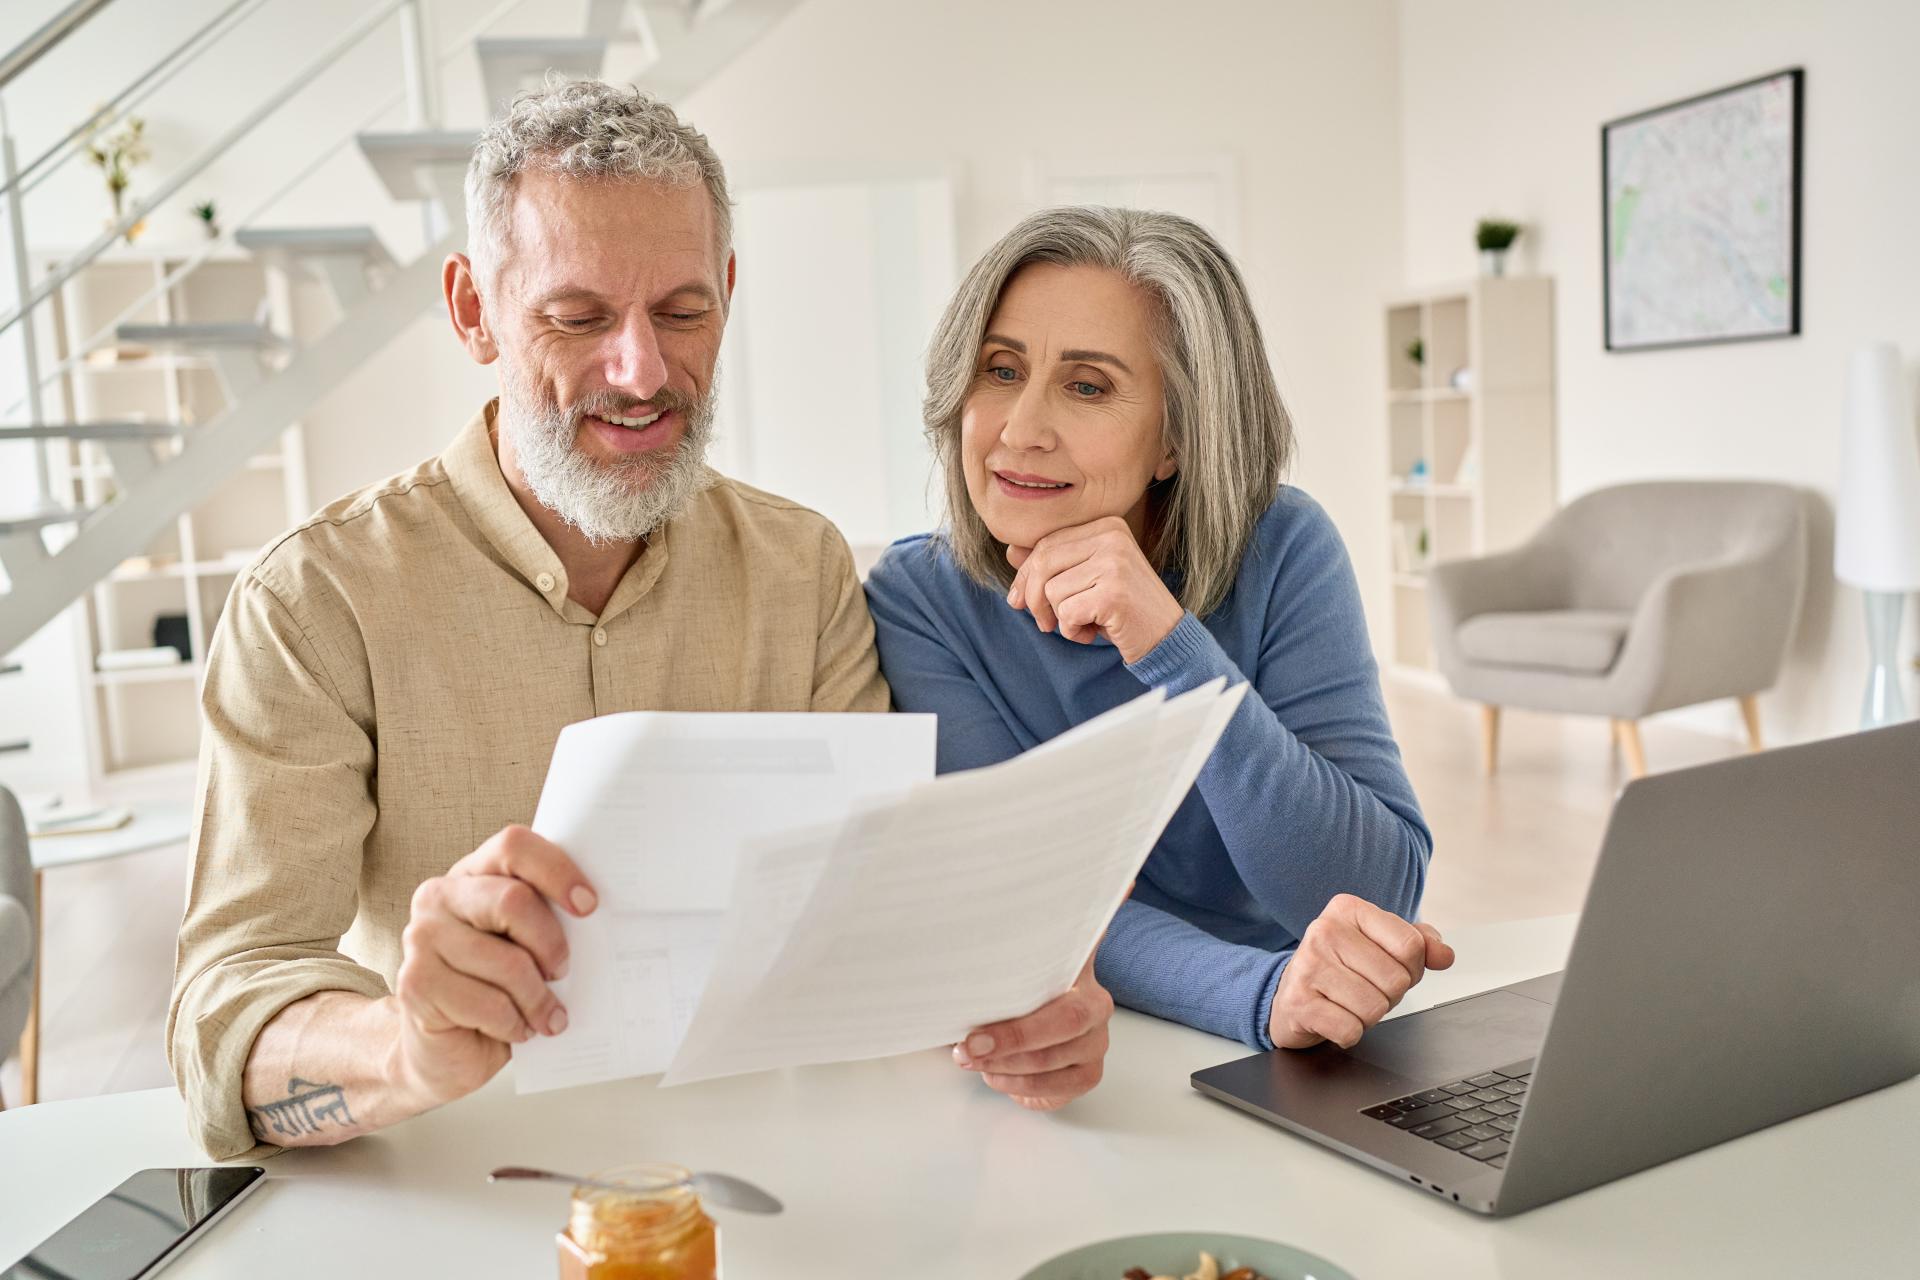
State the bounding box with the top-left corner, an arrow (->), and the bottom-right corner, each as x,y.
863,488 -> 1432,1049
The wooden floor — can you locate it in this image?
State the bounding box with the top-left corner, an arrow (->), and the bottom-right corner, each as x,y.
0,677 -> 1754,1109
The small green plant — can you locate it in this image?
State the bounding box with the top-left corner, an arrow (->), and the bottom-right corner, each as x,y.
192,199 -> 220,239
83,109 -> 150,239
1405,337 -> 1425,367
1476,219 -> 1521,251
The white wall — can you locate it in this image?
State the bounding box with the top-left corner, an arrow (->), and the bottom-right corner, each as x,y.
682,0 -> 1406,635
1397,0 -> 1920,741
713,175 -> 957,550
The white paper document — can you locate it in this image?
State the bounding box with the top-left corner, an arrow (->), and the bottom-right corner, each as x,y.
661,678 -> 1247,1086
512,711 -> 936,1093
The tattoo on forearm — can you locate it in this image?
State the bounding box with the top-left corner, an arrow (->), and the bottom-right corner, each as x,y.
248,1077 -> 356,1141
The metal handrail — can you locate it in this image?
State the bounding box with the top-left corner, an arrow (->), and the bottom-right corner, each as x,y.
0,0 -> 412,343
1,0 -> 529,418
2,0 -> 266,203
0,0 -> 115,94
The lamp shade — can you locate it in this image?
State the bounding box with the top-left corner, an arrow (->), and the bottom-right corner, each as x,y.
1834,343 -> 1920,592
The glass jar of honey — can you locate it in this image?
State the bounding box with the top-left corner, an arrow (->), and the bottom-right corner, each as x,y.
556,1164 -> 719,1280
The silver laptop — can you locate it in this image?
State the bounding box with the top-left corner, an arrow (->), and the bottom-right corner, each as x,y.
1191,719 -> 1920,1216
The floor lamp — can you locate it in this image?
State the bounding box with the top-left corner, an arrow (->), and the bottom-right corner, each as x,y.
1835,343 -> 1920,728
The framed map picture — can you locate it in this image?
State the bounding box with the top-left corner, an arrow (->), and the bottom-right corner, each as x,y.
1602,68 -> 1803,352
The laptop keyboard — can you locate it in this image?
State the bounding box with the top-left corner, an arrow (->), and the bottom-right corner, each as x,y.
1360,1058 -> 1534,1169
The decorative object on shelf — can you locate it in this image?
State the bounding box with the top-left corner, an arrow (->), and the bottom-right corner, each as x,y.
1416,526 -> 1430,568
1475,219 -> 1520,277
1391,522 -> 1423,575
1603,68 -> 1802,351
1405,337 -> 1424,368
192,199 -> 221,240
1453,438 -> 1480,488
1833,342 -> 1920,728
1407,457 -> 1430,486
1448,366 -> 1472,391
82,108 -> 150,243
153,613 -> 192,662
116,553 -> 177,575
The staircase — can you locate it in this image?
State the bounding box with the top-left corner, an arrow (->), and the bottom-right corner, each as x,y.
0,0 -> 801,661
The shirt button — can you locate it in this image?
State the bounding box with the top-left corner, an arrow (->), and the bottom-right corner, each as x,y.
535,572 -> 556,593
593,628 -> 607,647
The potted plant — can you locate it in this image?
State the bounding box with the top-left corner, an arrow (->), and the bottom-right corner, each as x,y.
1475,218 -> 1521,277
83,109 -> 150,243
192,199 -> 221,240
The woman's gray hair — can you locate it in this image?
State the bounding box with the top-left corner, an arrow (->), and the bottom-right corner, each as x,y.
464,80 -> 733,286
924,206 -> 1292,619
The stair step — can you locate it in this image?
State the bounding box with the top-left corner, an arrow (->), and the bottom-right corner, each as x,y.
584,0 -> 637,39
477,36 -> 608,111
475,35 -> 608,61
0,422 -> 183,442
358,130 -> 480,202
235,225 -> 395,268
0,506 -> 88,536
116,322 -> 286,351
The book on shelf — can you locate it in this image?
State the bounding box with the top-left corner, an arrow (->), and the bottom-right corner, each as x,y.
96,646 -> 183,672
29,806 -> 133,837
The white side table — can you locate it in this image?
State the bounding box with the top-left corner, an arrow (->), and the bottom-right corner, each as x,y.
18,802 -> 193,1105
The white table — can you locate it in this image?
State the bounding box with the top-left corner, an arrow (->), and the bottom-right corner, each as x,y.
1,915 -> 1914,1277
18,802 -> 193,1104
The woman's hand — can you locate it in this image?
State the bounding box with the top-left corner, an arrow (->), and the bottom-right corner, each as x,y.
951,953 -> 1114,1110
1269,894 -> 1455,1050
1006,517 -> 1185,664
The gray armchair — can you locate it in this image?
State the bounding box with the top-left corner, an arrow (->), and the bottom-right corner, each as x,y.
1427,481 -> 1807,777
0,785 -> 33,1109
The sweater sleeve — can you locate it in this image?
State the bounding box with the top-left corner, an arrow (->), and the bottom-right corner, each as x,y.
865,544 -> 1031,772
1126,504 -> 1432,943
1096,899 -> 1293,1047
868,552 -> 1290,1046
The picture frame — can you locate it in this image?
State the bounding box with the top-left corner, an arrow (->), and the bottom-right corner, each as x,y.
1602,68 -> 1803,352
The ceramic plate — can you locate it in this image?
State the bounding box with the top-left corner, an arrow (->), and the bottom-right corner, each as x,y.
1017,1232 -> 1357,1280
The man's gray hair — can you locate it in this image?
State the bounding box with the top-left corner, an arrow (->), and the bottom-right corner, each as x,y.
464,79 -> 733,285
924,206 -> 1293,619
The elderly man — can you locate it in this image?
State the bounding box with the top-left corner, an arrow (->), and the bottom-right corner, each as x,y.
166,84 -> 898,1159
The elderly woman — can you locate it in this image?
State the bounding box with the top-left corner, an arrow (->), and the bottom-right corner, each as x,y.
865,207 -> 1452,1110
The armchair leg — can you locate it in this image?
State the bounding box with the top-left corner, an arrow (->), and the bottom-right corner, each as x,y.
1613,719 -> 1648,779
1738,695 -> 1764,752
1480,705 -> 1501,777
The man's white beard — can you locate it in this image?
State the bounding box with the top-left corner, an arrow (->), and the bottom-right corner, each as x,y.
498,360 -> 718,544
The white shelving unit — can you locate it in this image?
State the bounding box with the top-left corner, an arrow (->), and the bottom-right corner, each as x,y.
34,244 -> 314,781
1383,277 -> 1558,675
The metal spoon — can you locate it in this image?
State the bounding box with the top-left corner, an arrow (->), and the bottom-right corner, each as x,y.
489,1165 -> 784,1215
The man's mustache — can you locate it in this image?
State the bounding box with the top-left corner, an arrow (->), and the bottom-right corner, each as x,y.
569,387 -> 700,420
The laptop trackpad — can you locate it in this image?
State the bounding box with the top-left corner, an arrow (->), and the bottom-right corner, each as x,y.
1346,990 -> 1553,1082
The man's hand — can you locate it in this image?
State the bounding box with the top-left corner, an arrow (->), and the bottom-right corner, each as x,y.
1006,517 -> 1185,664
391,825 -> 597,1108
1269,894 -> 1454,1051
952,953 -> 1114,1111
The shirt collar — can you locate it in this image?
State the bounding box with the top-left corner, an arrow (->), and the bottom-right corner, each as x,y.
442,399 -> 676,624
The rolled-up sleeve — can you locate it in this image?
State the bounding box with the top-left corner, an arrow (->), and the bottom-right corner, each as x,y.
167,571 -> 388,1160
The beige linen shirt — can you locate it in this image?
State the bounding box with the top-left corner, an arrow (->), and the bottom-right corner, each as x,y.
168,402 -> 888,1158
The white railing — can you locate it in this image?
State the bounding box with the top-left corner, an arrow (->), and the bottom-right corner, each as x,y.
1,0 -> 530,421
0,0 -> 116,93
2,0 -> 266,206
0,0 -> 418,342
